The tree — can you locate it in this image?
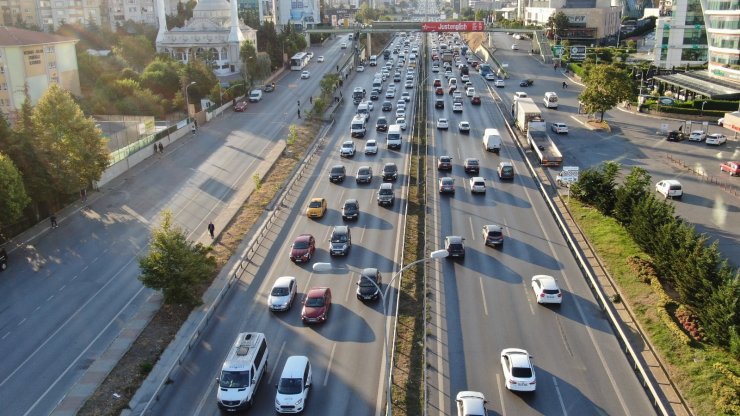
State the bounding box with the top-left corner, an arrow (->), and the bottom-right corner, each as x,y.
183,59 -> 219,107
579,64 -> 633,122
570,161 -> 619,215
547,11 -> 569,38
113,35 -> 156,71
0,153 -> 30,230
255,52 -> 272,81
31,84 -> 110,199
240,40 -> 258,88
613,166 -> 651,225
141,56 -> 184,99
139,211 -> 216,305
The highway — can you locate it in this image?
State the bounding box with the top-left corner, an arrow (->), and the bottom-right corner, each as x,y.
424,33 -> 657,415
149,35 -> 420,415
0,39 -> 345,416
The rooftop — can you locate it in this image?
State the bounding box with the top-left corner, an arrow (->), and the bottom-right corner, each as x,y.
0,26 -> 76,46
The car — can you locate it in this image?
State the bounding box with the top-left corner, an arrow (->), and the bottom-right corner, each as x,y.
268,276 -> 297,311
438,177 -> 455,194
248,89 -> 263,102
436,156 -> 453,172
485,72 -> 497,81
432,65 -> 440,72
401,91 -> 411,102
511,44 -> 519,50
317,55 -> 324,62
340,141 -> 355,157
370,89 -> 381,100
531,275 -> 562,304
444,70 -> 453,79
655,179 -> 683,199
234,101 -> 248,112
458,121 -> 471,133
385,90 -> 396,99
718,117 -> 724,126
377,182 -> 395,206
341,42 -> 347,49
356,268 -> 382,301
435,86 -> 445,95
471,95 -> 481,105
376,117 -> 389,132
382,101 -> 393,112
301,71 -> 310,79
464,158 -> 480,174
497,161 -> 514,179
494,79 -> 505,87
666,130 -> 686,141
456,391 -> 487,416
437,118 -> 449,129
706,133 -> 727,145
461,75 -> 470,83
482,224 -> 504,247
306,198 -> 327,218
688,130 -> 706,141
519,79 -> 533,87
551,122 -> 569,134
393,73 -> 401,82
396,99 -> 406,110
433,79 -> 442,87
329,165 -> 346,182
356,166 -> 373,184
501,348 -> 536,392
364,139 -> 379,155
405,80 -> 414,89
356,65 -> 365,72
469,177 -> 486,193
301,287 -> 331,324
396,108 -> 406,118
364,101 -> 374,111
448,85 -> 457,95
382,162 -> 398,181
444,236 -> 465,258
329,225 -> 352,256
342,198 -> 360,220
263,83 -> 275,92
720,161 -> 740,176
452,102 -> 463,113
290,234 -> 316,263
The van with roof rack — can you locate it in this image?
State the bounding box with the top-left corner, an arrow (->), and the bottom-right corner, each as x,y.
216,332 -> 269,411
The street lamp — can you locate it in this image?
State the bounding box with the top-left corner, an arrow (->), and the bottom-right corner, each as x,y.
185,81 -> 196,123
701,100 -> 707,116
312,249 -> 449,416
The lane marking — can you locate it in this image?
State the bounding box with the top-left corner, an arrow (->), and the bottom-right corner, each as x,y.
496,374 -> 507,416
323,342 -> 336,386
58,285 -> 66,292
1,332 -> 9,340
269,341 -> 287,383
468,217 -> 474,240
121,205 -> 149,225
17,318 -> 26,327
479,277 -> 488,316
553,376 -> 568,416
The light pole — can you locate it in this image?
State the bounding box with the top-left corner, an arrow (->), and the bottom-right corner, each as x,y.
185,81 -> 196,123
313,249 -> 449,416
701,100 -> 707,116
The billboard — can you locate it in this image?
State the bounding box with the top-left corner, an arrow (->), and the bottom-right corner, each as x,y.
421,21 -> 485,32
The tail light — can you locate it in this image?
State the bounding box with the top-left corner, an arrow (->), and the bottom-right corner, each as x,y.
540,293 -> 545,297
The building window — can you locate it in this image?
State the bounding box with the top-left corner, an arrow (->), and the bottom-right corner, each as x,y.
681,48 -> 707,61
707,16 -> 740,30
706,0 -> 739,10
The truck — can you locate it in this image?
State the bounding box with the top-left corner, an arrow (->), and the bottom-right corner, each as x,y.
513,97 -> 542,133
527,121 -> 563,166
442,51 -> 454,63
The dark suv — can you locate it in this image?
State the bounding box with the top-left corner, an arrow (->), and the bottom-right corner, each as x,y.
329,165 -> 346,182
666,130 -> 686,141
377,183 -> 395,206
329,226 -> 352,256
382,163 -> 398,181
382,101 -> 393,112
435,99 -> 445,109
342,199 -> 360,220
482,224 -> 504,247
376,117 -> 389,132
356,268 -> 382,301
445,236 -> 466,259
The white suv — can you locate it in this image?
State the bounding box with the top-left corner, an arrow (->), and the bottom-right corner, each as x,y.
275,356 -> 312,413
655,179 -> 683,199
340,141 -> 356,157
248,89 -> 263,102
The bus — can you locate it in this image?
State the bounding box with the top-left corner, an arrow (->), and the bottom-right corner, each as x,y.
290,52 -> 310,71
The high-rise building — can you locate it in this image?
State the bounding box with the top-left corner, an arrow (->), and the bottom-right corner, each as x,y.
652,0 -> 708,69
701,0 -> 739,82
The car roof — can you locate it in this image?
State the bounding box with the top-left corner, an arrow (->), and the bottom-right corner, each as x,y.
307,287 -> 329,297
343,140 -> 354,145
380,182 -> 393,189
503,348 -> 532,368
332,225 -> 349,234
446,235 -> 463,243
456,391 -> 486,414
274,276 -> 296,287
310,197 -> 324,203
440,177 -> 454,183
344,198 -> 358,204
484,224 -> 503,232
361,268 -> 379,278
499,161 -> 513,167
295,234 -> 312,242
533,274 -> 558,289
661,179 -> 681,185
471,176 -> 485,181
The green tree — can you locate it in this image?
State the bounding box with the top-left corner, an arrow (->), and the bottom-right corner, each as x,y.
138,211 -> 216,305
183,59 -> 219,107
0,153 -> 30,229
700,273 -> 738,348
141,56 -> 184,99
31,84 -> 110,198
113,35 -> 156,71
570,161 -> 619,215
627,195 -> 675,255
547,11 -> 569,37
579,64 -> 633,122
240,40 -> 258,88
613,166 -> 651,225
255,52 -> 272,81
320,73 -> 340,100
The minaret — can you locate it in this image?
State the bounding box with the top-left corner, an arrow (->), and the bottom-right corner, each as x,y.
155,0 -> 167,44
228,0 -> 245,44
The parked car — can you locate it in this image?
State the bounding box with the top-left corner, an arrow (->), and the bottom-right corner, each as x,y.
656,179 -> 683,199
234,101 -> 248,112
688,130 -> 707,141
720,161 -> 740,176
666,130 -> 686,141
706,133 -> 727,145
551,123 -> 568,134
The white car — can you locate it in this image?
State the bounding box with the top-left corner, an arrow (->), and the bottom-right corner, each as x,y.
511,44 -> 519,50
706,133 -> 727,145
437,118 -> 449,129
317,56 -> 325,62
551,122 -> 569,134
396,108 -> 406,118
461,74 -> 470,83
469,177 -> 486,193
396,117 -> 407,130
456,391 -> 487,416
655,179 -> 683,199
432,65 -> 440,73
364,139 -> 378,155
466,87 -> 475,97
688,130 -> 706,141
301,70 -> 310,79
268,276 -> 297,311
248,89 -> 263,102
531,275 -> 562,304
402,92 -> 411,102
386,90 -> 396,99
494,79 -> 505,87
340,141 -> 356,157
405,80 -> 414,89
357,65 -> 365,72
458,121 -> 471,133
452,102 -> 463,113
340,42 -> 347,49
363,101 -> 374,111
396,100 -> 406,110
485,73 -> 497,81
444,70 -> 453,79
500,348 -> 536,392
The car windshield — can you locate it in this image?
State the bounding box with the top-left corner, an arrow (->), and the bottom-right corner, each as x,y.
331,167 -> 343,174
502,166 -> 513,173
360,278 -> 377,287
293,241 -> 309,249
380,189 -> 392,195
512,366 -> 533,378
219,370 -> 250,388
305,296 -> 325,307
309,201 -> 322,208
272,286 -> 290,296
359,169 -> 370,175
332,234 -> 347,243
489,230 -> 503,237
277,377 -> 304,395
543,289 -> 560,295
467,160 -> 479,166
344,203 -> 357,211
342,143 -> 353,148
449,243 -> 463,251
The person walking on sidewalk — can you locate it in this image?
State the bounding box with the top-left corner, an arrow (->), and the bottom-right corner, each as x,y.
80,188 -> 87,203
208,221 -> 215,239
158,142 -> 163,153
297,108 -> 301,118
50,213 -> 58,229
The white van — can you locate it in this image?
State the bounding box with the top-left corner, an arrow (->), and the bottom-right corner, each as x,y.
543,92 -> 558,109
369,55 -> 378,66
350,115 -> 367,138
513,92 -> 527,103
387,124 -> 402,149
275,356 -> 312,414
357,102 -> 370,119
217,332 -> 269,411
482,128 -> 502,153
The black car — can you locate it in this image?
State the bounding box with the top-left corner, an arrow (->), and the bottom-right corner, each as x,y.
460,65 -> 469,75
435,99 -> 445,109
445,236 -> 466,258
370,89 -> 381,100
263,83 -> 275,92
329,225 -> 352,256
666,130 -> 686,141
356,268 -> 382,301
329,165 -> 346,183
464,158 -> 480,174
382,163 -> 398,181
519,79 -> 534,87
342,199 -> 360,220
376,117 -> 389,132
381,101 -> 393,112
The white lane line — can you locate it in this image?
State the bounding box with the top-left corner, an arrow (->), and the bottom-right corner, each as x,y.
1,332 -> 9,340
33,306 -> 40,312
71,275 -> 78,281
468,217 -> 475,240
479,277 -> 488,316
81,265 -> 88,272
323,343 -> 336,386
91,256 -> 99,264
58,285 -> 66,292
553,377 -> 568,416
526,284 -> 535,315
46,295 -> 54,302
17,318 -> 26,327
269,341 -> 287,383
496,375 -> 507,416
344,274 -> 353,302
121,204 -> 150,225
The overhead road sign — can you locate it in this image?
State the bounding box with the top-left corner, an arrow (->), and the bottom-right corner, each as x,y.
421,21 -> 485,32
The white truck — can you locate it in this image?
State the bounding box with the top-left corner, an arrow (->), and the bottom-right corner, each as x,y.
527,121 -> 563,167
513,97 -> 542,133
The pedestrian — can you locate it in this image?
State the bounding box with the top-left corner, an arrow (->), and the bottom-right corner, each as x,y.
194,119 -> 198,128
153,143 -> 158,153
297,99 -> 300,107
50,213 -> 58,229
158,142 -> 163,153
191,124 -> 197,134
309,96 -> 313,104
562,81 -> 567,89
339,91 -> 343,98
80,188 -> 87,202
208,221 -> 215,239
297,109 -> 301,118
336,65 -> 339,72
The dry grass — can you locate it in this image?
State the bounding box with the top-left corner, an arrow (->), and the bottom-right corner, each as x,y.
79,121 -> 321,415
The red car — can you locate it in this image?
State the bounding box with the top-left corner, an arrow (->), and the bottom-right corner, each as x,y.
234,101 -> 247,112
435,87 -> 444,95
464,158 -> 480,174
437,155 -> 453,171
720,161 -> 740,176
290,234 -> 315,263
471,95 -> 481,105
301,287 -> 332,324
433,79 -> 442,87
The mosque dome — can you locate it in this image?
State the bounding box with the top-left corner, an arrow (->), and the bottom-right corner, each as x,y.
193,0 -> 231,16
